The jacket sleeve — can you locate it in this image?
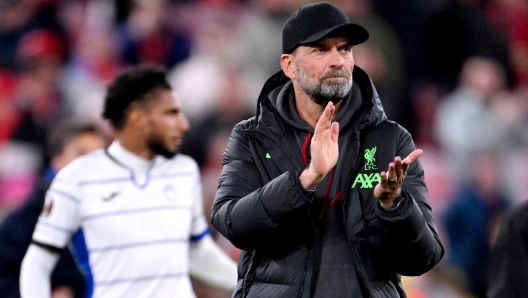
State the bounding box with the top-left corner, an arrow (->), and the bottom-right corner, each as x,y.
211,124 -> 312,251
375,127 -> 444,276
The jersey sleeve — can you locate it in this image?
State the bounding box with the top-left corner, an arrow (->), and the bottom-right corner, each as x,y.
32,167 -> 82,249
190,169 -> 209,242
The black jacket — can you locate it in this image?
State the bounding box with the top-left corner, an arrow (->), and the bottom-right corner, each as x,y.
487,201 -> 528,298
211,67 -> 444,298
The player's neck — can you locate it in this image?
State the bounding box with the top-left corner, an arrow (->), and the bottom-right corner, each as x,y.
116,133 -> 155,161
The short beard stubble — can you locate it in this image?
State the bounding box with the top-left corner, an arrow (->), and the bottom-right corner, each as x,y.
147,133 -> 178,159
295,57 -> 353,107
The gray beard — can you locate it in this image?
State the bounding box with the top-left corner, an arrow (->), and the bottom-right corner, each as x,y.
297,66 -> 352,106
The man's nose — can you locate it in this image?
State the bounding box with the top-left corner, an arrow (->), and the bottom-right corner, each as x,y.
328,48 -> 344,68
178,114 -> 190,133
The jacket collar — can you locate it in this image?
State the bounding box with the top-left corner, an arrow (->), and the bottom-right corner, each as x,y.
106,140 -> 156,174
251,66 -> 387,135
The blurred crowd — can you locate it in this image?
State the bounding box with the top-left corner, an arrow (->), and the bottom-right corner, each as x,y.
0,0 -> 528,297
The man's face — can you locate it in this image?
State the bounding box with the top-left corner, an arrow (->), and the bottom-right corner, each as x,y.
144,89 -> 190,158
292,36 -> 354,106
55,132 -> 106,170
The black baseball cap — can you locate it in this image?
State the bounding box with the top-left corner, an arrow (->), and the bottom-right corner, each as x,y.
282,2 -> 369,54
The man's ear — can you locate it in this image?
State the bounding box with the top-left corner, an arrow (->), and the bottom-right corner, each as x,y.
280,54 -> 297,79
126,106 -> 147,129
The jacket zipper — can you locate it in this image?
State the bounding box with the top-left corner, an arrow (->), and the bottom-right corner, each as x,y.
297,244 -> 313,298
342,129 -> 369,296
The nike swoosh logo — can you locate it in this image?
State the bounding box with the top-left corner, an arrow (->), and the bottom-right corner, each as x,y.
102,192 -> 120,202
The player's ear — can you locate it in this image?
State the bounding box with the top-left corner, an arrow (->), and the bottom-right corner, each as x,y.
127,106 -> 147,129
280,53 -> 297,79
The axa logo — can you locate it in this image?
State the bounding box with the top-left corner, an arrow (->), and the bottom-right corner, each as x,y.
352,173 -> 381,188
351,146 -> 379,189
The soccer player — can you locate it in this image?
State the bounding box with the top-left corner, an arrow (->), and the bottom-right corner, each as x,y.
20,64 -> 237,297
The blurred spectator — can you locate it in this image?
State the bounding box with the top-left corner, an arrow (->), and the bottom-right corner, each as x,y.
0,69 -> 21,145
118,0 -> 191,69
167,5 -> 253,122
54,0 -> 122,127
14,28 -> 65,121
0,0 -> 65,69
0,28 -> 67,210
411,84 -> 444,146
434,56 -> 528,180
179,71 -> 252,168
428,0 -> 512,92
56,0 -> 114,41
229,0 -> 291,88
60,24 -> 123,124
443,151 -> 511,298
11,28 -> 66,152
0,120 -> 107,298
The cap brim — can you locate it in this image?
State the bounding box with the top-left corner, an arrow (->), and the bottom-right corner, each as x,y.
299,23 -> 369,46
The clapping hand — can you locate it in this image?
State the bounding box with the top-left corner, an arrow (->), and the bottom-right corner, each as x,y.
299,102 -> 339,190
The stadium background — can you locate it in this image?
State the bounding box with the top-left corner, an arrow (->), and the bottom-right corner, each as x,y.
0,0 -> 527,297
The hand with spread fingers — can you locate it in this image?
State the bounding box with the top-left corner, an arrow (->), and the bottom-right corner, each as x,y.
300,102 -> 340,190
374,149 -> 423,210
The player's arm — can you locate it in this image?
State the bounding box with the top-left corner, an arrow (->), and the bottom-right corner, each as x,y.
188,165 -> 237,290
20,243 -> 61,298
189,234 -> 237,290
20,164 -> 82,297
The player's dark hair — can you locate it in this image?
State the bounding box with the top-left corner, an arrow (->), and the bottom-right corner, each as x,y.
102,64 -> 172,130
47,120 -> 104,159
